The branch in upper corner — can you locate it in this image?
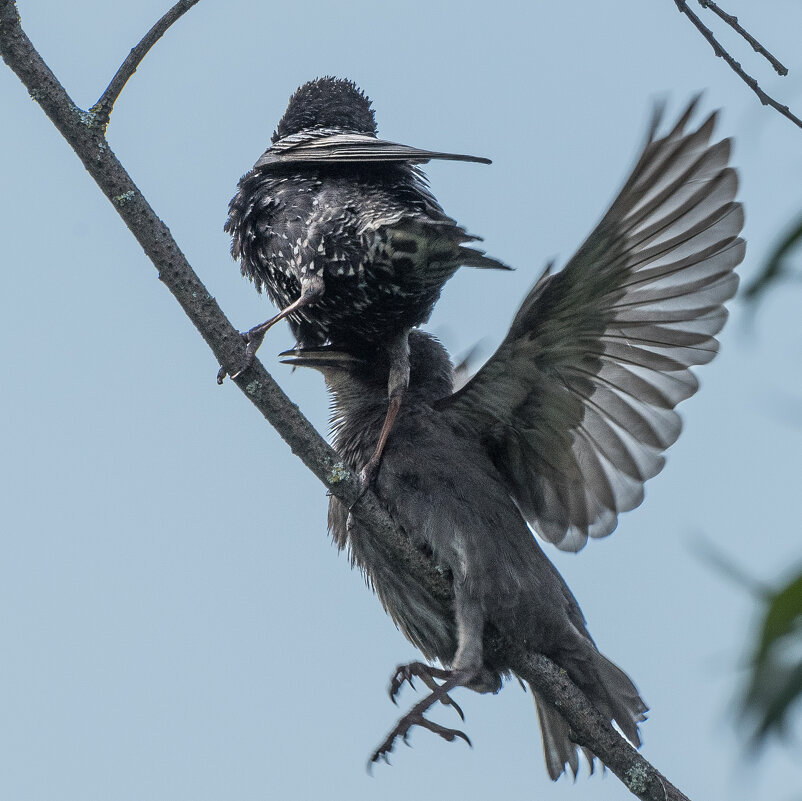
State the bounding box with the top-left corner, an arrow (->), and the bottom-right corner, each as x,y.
91,0 -> 201,131
673,0 -> 802,132
697,0 -> 787,76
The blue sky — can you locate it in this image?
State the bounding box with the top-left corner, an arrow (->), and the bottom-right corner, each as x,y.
2,1 -> 801,799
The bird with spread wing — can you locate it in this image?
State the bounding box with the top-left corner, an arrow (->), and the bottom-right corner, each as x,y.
283,97 -> 744,777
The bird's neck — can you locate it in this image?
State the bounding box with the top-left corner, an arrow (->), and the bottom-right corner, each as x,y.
328,384 -> 388,470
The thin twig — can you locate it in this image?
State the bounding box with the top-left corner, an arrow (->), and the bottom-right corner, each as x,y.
0,3 -> 690,798
674,0 -> 802,131
697,0 -> 788,76
90,0 -> 201,131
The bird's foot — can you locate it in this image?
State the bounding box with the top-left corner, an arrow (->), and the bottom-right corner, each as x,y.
346,457 -> 380,512
217,328 -> 268,384
368,667 -> 475,767
358,455 -> 381,492
229,327 -> 267,380
389,662 -> 464,720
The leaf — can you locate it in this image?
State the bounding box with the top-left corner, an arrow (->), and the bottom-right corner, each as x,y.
740,568 -> 802,744
743,213 -> 802,304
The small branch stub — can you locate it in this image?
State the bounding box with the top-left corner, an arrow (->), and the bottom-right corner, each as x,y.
91,0 -> 201,131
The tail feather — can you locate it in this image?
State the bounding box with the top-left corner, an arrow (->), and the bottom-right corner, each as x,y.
527,650 -> 648,780
459,246 -> 513,271
533,691 -> 588,780
592,651 -> 649,747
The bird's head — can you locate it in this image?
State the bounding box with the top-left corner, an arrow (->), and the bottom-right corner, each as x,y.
272,77 -> 377,143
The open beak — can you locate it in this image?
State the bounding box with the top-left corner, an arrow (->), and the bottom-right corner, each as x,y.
279,346 -> 365,370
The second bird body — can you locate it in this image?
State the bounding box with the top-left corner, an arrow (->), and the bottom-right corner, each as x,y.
319,332 -> 647,777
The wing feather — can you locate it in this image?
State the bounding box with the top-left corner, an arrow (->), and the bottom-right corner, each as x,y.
254,130 -> 492,167
437,100 -> 744,551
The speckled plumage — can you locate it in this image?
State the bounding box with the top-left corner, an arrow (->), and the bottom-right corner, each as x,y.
225,77 -> 507,351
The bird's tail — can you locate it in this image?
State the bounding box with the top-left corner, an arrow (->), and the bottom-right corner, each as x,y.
458,245 -> 512,271
528,649 -> 648,780
533,691 -> 596,780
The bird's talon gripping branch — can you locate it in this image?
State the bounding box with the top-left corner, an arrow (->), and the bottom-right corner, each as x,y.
358,458 -> 380,492
228,328 -> 267,380
217,328 -> 267,384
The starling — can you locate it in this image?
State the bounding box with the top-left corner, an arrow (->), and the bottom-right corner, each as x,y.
224,77 -> 509,484
281,99 -> 744,776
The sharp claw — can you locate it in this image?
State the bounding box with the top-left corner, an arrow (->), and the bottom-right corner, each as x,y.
449,698 -> 466,721
348,479 -> 369,513
454,729 -> 472,748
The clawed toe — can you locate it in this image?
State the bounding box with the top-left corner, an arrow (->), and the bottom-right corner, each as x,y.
358,458 -> 380,493
217,328 -> 267,384
388,662 -> 464,719
229,329 -> 265,380
369,711 -> 471,766
369,665 -> 476,766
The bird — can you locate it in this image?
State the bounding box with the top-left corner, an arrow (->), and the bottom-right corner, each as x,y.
224,76 -> 509,485
280,97 -> 744,777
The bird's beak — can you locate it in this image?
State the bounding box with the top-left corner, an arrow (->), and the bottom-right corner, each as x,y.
279,346 -> 365,370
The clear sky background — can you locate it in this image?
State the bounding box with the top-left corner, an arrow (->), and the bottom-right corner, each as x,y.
2,1 -> 801,799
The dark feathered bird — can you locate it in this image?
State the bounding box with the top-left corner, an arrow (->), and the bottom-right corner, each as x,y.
281,99 -> 744,777
225,77 -> 508,483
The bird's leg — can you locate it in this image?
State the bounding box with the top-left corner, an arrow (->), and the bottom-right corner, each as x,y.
220,274 -> 325,383
359,331 -> 410,488
369,665 -> 479,766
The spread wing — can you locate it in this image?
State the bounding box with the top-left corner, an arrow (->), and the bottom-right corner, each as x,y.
436,99 -> 744,552
254,130 -> 491,168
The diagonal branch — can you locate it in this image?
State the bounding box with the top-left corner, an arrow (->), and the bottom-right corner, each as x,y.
673,0 -> 802,131
0,2 -> 688,798
90,0 -> 201,131
697,0 -> 787,76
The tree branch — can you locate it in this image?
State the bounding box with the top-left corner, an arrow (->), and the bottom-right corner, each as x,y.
697,0 -> 787,76
90,0 -> 201,131
674,0 -> 802,131
0,2 -> 689,797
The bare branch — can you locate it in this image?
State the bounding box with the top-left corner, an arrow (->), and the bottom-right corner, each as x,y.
91,0 -> 201,131
0,2 -> 691,797
697,0 -> 788,76
674,0 -> 802,131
